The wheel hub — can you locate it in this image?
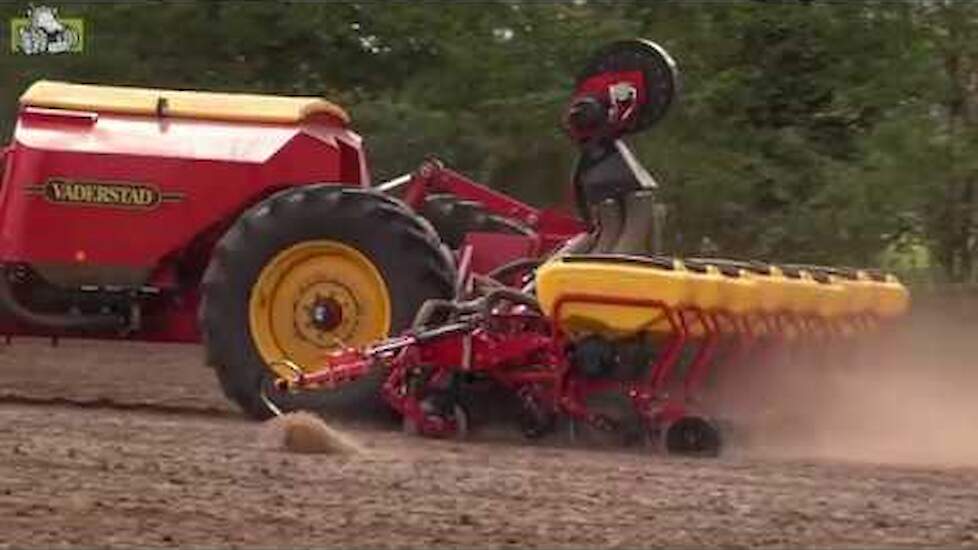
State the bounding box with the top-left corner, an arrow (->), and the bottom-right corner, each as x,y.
293,281 -> 359,346
308,296 -> 343,331
248,240 -> 392,379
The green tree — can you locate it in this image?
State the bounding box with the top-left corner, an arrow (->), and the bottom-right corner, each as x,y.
1,0 -> 975,280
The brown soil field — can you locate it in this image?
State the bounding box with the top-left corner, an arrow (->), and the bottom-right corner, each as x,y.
1,321 -> 978,548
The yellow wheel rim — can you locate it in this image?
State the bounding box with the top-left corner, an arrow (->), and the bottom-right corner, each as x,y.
249,240 -> 391,379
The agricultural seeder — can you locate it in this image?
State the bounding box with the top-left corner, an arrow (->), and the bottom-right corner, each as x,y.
0,37 -> 908,447
271,40 -> 910,455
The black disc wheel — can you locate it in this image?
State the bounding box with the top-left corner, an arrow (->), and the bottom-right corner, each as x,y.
663,416 -> 722,458
402,390 -> 470,439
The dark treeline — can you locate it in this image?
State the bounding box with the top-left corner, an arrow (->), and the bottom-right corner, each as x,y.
1,1 -> 974,282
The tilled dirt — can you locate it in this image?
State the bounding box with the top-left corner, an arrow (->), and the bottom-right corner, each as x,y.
1,338 -> 978,548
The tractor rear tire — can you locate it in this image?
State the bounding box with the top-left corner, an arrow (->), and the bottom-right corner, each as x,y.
200,185 -> 455,420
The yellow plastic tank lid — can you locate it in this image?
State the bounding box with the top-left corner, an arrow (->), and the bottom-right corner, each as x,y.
19,80 -> 350,125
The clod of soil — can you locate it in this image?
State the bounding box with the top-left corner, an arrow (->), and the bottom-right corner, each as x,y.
264,411 -> 362,455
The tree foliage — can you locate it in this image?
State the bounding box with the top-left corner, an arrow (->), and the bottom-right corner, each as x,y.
2,1 -> 978,280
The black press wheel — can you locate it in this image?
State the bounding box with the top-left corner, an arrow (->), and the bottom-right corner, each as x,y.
663,416 -> 722,458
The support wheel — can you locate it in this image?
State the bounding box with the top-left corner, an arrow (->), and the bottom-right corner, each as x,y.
662,416 -> 722,458
517,388 -> 557,440
402,392 -> 470,439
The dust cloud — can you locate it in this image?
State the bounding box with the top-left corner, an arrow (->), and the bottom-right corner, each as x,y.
260,411 -> 363,455
711,303 -> 978,468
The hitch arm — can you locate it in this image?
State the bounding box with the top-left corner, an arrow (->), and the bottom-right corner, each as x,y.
273,348 -> 375,391
274,322 -> 476,392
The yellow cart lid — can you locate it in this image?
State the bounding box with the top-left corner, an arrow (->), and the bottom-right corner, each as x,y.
20,80 -> 350,125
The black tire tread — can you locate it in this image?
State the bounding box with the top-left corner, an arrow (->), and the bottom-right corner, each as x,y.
200,185 -> 454,419
420,194 -> 531,249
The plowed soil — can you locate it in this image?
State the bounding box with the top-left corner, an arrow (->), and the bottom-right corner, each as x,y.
1,332 -> 978,549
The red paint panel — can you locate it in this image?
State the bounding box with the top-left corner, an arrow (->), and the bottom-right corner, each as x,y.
1,110 -> 366,271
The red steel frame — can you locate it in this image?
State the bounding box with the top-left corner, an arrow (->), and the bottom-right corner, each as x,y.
287,282 -> 888,439
399,159 -> 586,273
